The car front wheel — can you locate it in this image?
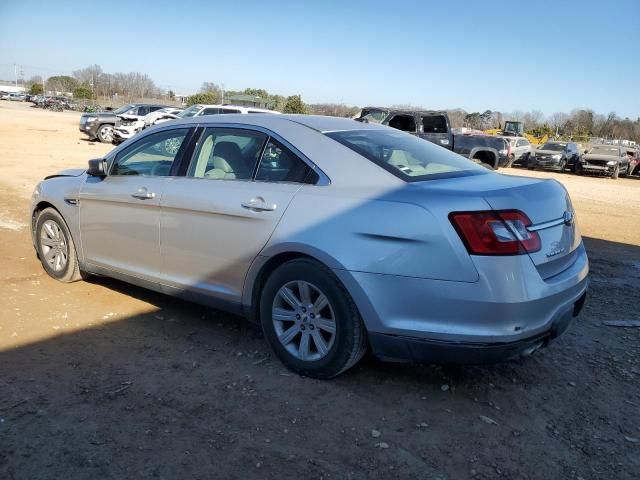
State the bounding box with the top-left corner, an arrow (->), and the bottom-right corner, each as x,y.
96,124 -> 114,143
260,259 -> 367,379
35,208 -> 84,282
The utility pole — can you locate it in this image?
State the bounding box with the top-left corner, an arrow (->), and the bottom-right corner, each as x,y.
13,64 -> 18,88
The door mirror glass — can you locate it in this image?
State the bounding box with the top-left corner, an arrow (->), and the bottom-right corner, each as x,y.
87,158 -> 107,177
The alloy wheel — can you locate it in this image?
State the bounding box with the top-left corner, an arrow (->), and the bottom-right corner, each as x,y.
40,220 -> 68,272
99,125 -> 114,142
272,280 -> 337,361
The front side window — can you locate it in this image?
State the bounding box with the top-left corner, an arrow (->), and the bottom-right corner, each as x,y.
110,128 -> 189,176
220,108 -> 241,114
188,128 -> 267,180
327,129 -> 487,181
201,108 -> 221,115
256,138 -> 318,184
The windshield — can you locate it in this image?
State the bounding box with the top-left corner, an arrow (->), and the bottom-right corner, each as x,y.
539,143 -> 566,152
177,105 -> 202,118
327,129 -> 487,181
589,146 -> 620,156
113,104 -> 135,114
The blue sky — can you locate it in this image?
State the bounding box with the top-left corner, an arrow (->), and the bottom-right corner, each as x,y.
1,0 -> 638,117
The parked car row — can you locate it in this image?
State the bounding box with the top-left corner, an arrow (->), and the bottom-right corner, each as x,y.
355,107 -> 639,180
80,103 -> 279,143
0,92 -> 27,101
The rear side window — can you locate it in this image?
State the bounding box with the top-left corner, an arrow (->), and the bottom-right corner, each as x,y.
388,114 -> 416,132
421,115 -> 447,133
327,129 -> 487,181
256,138 -> 318,184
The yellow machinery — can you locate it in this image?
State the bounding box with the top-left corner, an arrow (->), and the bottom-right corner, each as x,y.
485,121 -> 548,145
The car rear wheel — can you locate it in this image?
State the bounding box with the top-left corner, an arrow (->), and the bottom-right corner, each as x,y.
97,124 -> 114,143
35,208 -> 84,282
260,259 -> 367,379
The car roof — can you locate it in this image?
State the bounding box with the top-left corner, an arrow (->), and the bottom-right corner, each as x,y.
164,114 -> 387,133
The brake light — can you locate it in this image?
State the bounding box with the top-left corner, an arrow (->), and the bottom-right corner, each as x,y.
449,210 -> 541,255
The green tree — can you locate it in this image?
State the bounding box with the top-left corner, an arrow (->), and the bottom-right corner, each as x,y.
29,83 -> 44,95
187,91 -> 218,106
47,75 -> 78,93
168,89 -> 175,100
73,85 -> 94,99
283,95 -> 307,114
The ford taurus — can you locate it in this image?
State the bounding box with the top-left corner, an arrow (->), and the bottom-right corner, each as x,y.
30,115 -> 589,378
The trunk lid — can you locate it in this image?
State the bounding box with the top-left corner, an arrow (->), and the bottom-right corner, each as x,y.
412,173 -> 580,279
481,177 -> 580,278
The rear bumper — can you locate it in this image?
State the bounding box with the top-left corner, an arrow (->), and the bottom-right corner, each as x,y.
368,291 -> 586,364
333,241 -> 589,363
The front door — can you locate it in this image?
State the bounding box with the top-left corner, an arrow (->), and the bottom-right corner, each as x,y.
160,128 -> 318,304
78,127 -> 191,281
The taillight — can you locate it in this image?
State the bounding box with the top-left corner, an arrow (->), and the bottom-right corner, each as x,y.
449,210 -> 541,255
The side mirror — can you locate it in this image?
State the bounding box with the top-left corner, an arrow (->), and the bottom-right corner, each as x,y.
87,158 -> 107,177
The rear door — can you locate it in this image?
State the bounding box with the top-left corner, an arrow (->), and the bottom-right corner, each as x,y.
159,128 -> 318,304
418,113 -> 452,149
79,127 -> 193,280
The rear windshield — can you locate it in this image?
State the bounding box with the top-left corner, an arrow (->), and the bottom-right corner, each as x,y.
327,129 -> 487,182
422,115 -> 448,133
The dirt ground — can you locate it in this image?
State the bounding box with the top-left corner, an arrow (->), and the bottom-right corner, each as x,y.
0,101 -> 638,480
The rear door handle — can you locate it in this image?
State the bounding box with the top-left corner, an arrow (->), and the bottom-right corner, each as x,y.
131,189 -> 155,200
241,197 -> 277,212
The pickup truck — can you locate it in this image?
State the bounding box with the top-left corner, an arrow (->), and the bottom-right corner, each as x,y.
355,107 -> 510,169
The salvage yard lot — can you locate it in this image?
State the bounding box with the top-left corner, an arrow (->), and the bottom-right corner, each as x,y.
0,101 -> 638,479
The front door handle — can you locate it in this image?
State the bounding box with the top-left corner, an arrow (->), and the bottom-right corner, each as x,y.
131,189 -> 155,200
241,197 -> 277,212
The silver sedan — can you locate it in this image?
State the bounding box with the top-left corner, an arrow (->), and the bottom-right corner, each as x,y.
30,115 -> 589,378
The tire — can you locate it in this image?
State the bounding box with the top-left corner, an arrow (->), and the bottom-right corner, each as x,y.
35,208 -> 84,282
527,159 -> 536,170
260,259 -> 367,379
611,164 -> 619,179
576,163 -> 584,176
96,124 -> 114,143
558,158 -> 567,172
620,164 -> 629,178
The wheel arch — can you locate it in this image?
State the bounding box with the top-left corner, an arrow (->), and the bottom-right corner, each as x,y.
470,147 -> 499,169
31,199 -> 82,262
242,244 -> 357,324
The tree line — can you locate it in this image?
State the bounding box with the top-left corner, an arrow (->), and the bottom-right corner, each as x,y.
448,108 -> 640,142
24,64 -> 639,141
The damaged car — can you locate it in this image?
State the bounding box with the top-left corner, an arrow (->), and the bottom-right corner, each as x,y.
112,107 -> 184,144
577,145 -> 632,179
